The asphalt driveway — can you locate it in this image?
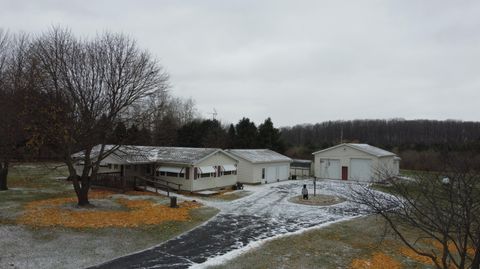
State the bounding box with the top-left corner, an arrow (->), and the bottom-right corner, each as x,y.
90,180 -> 366,269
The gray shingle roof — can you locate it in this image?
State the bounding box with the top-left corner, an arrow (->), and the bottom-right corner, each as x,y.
226,149 -> 292,164
347,144 -> 396,157
72,145 -> 222,165
312,143 -> 396,157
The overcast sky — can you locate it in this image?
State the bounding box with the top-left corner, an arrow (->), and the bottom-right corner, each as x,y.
1,0 -> 479,127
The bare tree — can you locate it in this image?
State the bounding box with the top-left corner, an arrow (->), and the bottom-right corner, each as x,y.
0,31 -> 37,191
351,156 -> 480,269
31,27 -> 169,205
0,28 -> 10,191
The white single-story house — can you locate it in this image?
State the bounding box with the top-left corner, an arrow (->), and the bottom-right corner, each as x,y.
226,149 -> 292,184
312,143 -> 400,182
72,145 -> 238,192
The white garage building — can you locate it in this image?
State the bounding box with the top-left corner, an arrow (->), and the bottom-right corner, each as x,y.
226,149 -> 292,184
312,143 -> 400,182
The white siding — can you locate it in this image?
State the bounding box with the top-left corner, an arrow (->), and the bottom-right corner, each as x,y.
190,151 -> 238,192
236,160 -> 255,184
313,144 -> 400,182
235,160 -> 291,184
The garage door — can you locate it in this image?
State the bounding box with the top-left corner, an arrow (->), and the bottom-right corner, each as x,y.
266,166 -> 277,183
278,165 -> 289,181
320,159 -> 340,179
350,158 -> 372,181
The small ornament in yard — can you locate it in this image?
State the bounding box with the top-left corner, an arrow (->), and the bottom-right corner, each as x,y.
302,184 -> 309,200
170,196 -> 178,208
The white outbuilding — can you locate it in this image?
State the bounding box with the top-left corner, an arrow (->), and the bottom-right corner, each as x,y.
312,143 -> 400,182
226,149 -> 293,184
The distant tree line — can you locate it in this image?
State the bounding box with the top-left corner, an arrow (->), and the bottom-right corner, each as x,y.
108,117 -> 285,153
281,119 -> 480,170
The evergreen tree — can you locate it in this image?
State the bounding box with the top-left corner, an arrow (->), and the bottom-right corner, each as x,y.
235,118 -> 258,149
153,114 -> 178,146
137,127 -> 152,145
177,120 -> 202,147
201,119 -> 227,148
126,124 -> 140,145
227,124 -> 236,148
111,122 -> 127,144
258,117 -> 285,153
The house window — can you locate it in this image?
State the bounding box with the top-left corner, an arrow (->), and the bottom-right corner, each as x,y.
157,171 -> 185,178
114,164 -> 118,170
262,168 -> 265,179
224,171 -> 234,175
166,172 -> 179,177
200,172 -> 214,178
126,165 -> 131,170
108,164 -> 112,169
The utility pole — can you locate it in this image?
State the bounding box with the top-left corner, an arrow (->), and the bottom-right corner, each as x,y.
340,125 -> 343,143
210,108 -> 218,120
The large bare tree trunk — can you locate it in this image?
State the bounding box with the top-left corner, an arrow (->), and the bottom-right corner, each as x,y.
0,161 -> 8,191
71,174 -> 91,206
77,183 -> 90,206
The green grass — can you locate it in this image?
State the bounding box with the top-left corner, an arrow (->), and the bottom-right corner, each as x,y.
1,162 -> 221,269
6,162 -> 70,190
0,162 -> 73,222
207,216 -> 433,269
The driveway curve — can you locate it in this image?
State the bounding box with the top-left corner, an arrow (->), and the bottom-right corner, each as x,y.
90,180 -> 367,269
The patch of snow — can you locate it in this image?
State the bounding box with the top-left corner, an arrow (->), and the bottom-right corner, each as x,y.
190,215 -> 360,269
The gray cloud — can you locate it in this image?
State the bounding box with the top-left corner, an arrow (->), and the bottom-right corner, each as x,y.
1,0 -> 479,126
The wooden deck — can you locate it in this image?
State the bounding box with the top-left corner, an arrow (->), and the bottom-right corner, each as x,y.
91,173 -> 182,197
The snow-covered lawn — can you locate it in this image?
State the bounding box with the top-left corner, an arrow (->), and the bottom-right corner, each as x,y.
0,163 -> 219,269
2,164 -> 373,269
93,179 -> 370,269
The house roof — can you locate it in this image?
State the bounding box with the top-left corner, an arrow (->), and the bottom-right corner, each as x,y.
226,149 -> 292,164
72,145 -> 230,165
312,143 -> 397,158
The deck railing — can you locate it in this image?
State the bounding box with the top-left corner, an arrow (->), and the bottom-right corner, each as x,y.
133,176 -> 182,197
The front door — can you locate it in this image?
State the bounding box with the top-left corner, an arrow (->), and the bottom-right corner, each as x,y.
342,166 -> 348,180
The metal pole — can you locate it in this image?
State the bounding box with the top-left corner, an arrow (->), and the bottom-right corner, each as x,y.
313,177 -> 316,196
